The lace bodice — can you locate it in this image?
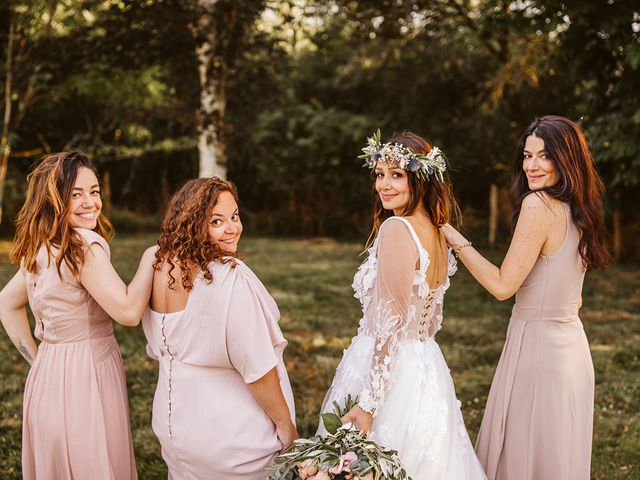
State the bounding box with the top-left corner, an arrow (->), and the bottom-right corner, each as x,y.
351,216 -> 457,414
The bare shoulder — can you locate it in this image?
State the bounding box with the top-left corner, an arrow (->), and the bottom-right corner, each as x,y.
521,191 -> 563,218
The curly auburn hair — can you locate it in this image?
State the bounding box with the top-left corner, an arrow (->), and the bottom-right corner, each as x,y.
154,177 -> 239,291
11,151 -> 113,278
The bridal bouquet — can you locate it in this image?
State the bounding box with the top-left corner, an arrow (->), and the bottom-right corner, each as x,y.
268,396 -> 411,480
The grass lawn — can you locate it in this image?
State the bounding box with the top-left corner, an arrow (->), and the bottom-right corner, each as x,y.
0,234 -> 638,479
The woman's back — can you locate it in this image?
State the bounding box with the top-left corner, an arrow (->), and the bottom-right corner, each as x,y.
24,229 -> 113,343
142,259 -> 296,480
515,202 -> 585,312
150,260 -> 191,314
21,228 -> 137,480
406,215 -> 448,289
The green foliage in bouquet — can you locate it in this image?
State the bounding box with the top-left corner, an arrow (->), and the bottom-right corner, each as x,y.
268,395 -> 412,480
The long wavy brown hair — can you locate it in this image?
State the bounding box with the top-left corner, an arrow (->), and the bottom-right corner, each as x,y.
511,115 -> 612,270
11,151 -> 113,278
154,177 -> 239,291
369,131 -> 461,243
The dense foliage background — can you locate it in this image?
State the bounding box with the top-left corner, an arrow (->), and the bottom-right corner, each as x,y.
1,0 -> 638,255
0,2 -> 639,478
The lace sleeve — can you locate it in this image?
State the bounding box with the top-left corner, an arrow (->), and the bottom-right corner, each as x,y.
358,218 -> 418,415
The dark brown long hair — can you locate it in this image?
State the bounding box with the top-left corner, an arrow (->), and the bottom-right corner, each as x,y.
11,152 -> 113,278
511,115 -> 612,270
370,131 -> 461,239
154,177 -> 238,291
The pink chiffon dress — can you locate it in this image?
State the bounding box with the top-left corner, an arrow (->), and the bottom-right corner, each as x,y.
20,228 -> 137,479
142,258 -> 295,480
475,203 -> 595,480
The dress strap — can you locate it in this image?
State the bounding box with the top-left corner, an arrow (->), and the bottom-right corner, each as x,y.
380,217 -> 431,297
382,216 -> 423,258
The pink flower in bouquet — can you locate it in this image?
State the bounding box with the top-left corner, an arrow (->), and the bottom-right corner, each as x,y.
329,451 -> 358,474
297,459 -> 319,478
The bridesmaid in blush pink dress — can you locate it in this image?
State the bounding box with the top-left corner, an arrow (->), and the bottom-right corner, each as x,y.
142,177 -> 298,479
442,116 -> 612,480
0,152 -> 156,480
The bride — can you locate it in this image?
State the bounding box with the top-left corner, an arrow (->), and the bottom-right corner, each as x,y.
317,131 -> 486,479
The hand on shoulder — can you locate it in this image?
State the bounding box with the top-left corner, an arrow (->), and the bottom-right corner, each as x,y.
440,223 -> 466,247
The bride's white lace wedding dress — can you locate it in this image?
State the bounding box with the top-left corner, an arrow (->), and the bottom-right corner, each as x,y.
318,216 -> 486,479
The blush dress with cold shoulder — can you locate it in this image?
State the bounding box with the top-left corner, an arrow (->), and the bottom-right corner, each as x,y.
318,217 -> 486,479
141,259 -> 295,480
475,203 -> 594,480
20,228 -> 137,480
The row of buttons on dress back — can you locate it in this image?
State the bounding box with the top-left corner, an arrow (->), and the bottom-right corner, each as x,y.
160,314 -> 174,438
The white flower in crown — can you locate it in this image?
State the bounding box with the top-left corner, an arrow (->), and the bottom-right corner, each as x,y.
359,129 -> 447,181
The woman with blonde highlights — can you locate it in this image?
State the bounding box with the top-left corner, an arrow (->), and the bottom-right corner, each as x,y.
318,131 -> 486,479
441,116 -> 611,480
0,151 -> 156,479
142,177 -> 298,479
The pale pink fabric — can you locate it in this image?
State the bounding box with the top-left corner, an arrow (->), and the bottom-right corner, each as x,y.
476,203 -> 594,480
142,259 -> 295,480
21,228 -> 137,480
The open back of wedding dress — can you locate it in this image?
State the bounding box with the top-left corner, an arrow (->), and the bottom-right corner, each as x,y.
318,217 -> 487,479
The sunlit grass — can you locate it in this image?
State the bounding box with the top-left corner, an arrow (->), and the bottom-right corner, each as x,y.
0,234 -> 638,479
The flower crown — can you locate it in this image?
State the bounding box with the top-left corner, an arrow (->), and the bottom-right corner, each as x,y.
358,129 -> 447,181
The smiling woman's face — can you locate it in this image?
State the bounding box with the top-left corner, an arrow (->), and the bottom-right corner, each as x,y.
207,191 -> 242,253
374,161 -> 411,215
67,167 -> 102,229
523,134 -> 559,190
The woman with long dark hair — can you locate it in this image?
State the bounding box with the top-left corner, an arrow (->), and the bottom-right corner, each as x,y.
441,115 -> 611,480
0,152 -> 156,479
318,131 -> 487,479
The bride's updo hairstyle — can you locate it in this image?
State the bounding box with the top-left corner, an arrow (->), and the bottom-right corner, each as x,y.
154,177 -> 238,291
371,131 -> 461,235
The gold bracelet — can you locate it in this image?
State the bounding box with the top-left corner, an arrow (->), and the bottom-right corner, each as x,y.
454,241 -> 472,257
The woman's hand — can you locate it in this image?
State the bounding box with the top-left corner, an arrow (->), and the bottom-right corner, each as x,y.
142,245 -> 159,263
246,368 -> 298,449
440,223 -> 467,247
341,405 -> 373,433
276,421 -> 299,449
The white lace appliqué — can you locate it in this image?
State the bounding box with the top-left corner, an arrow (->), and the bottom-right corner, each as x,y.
357,300 -> 404,413
352,219 -> 457,416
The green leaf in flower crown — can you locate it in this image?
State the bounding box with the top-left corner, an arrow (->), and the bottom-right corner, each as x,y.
321,412 -> 342,434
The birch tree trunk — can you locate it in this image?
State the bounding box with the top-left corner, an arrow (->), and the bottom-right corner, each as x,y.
0,16 -> 15,228
192,0 -> 264,179
194,0 -> 229,179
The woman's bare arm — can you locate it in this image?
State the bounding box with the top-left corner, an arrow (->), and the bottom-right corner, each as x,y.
0,271 -> 38,364
80,245 -> 157,326
441,194 -> 555,300
247,367 -> 299,448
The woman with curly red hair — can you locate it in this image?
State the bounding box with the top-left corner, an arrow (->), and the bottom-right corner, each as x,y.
142,177 -> 298,479
0,151 -> 156,479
